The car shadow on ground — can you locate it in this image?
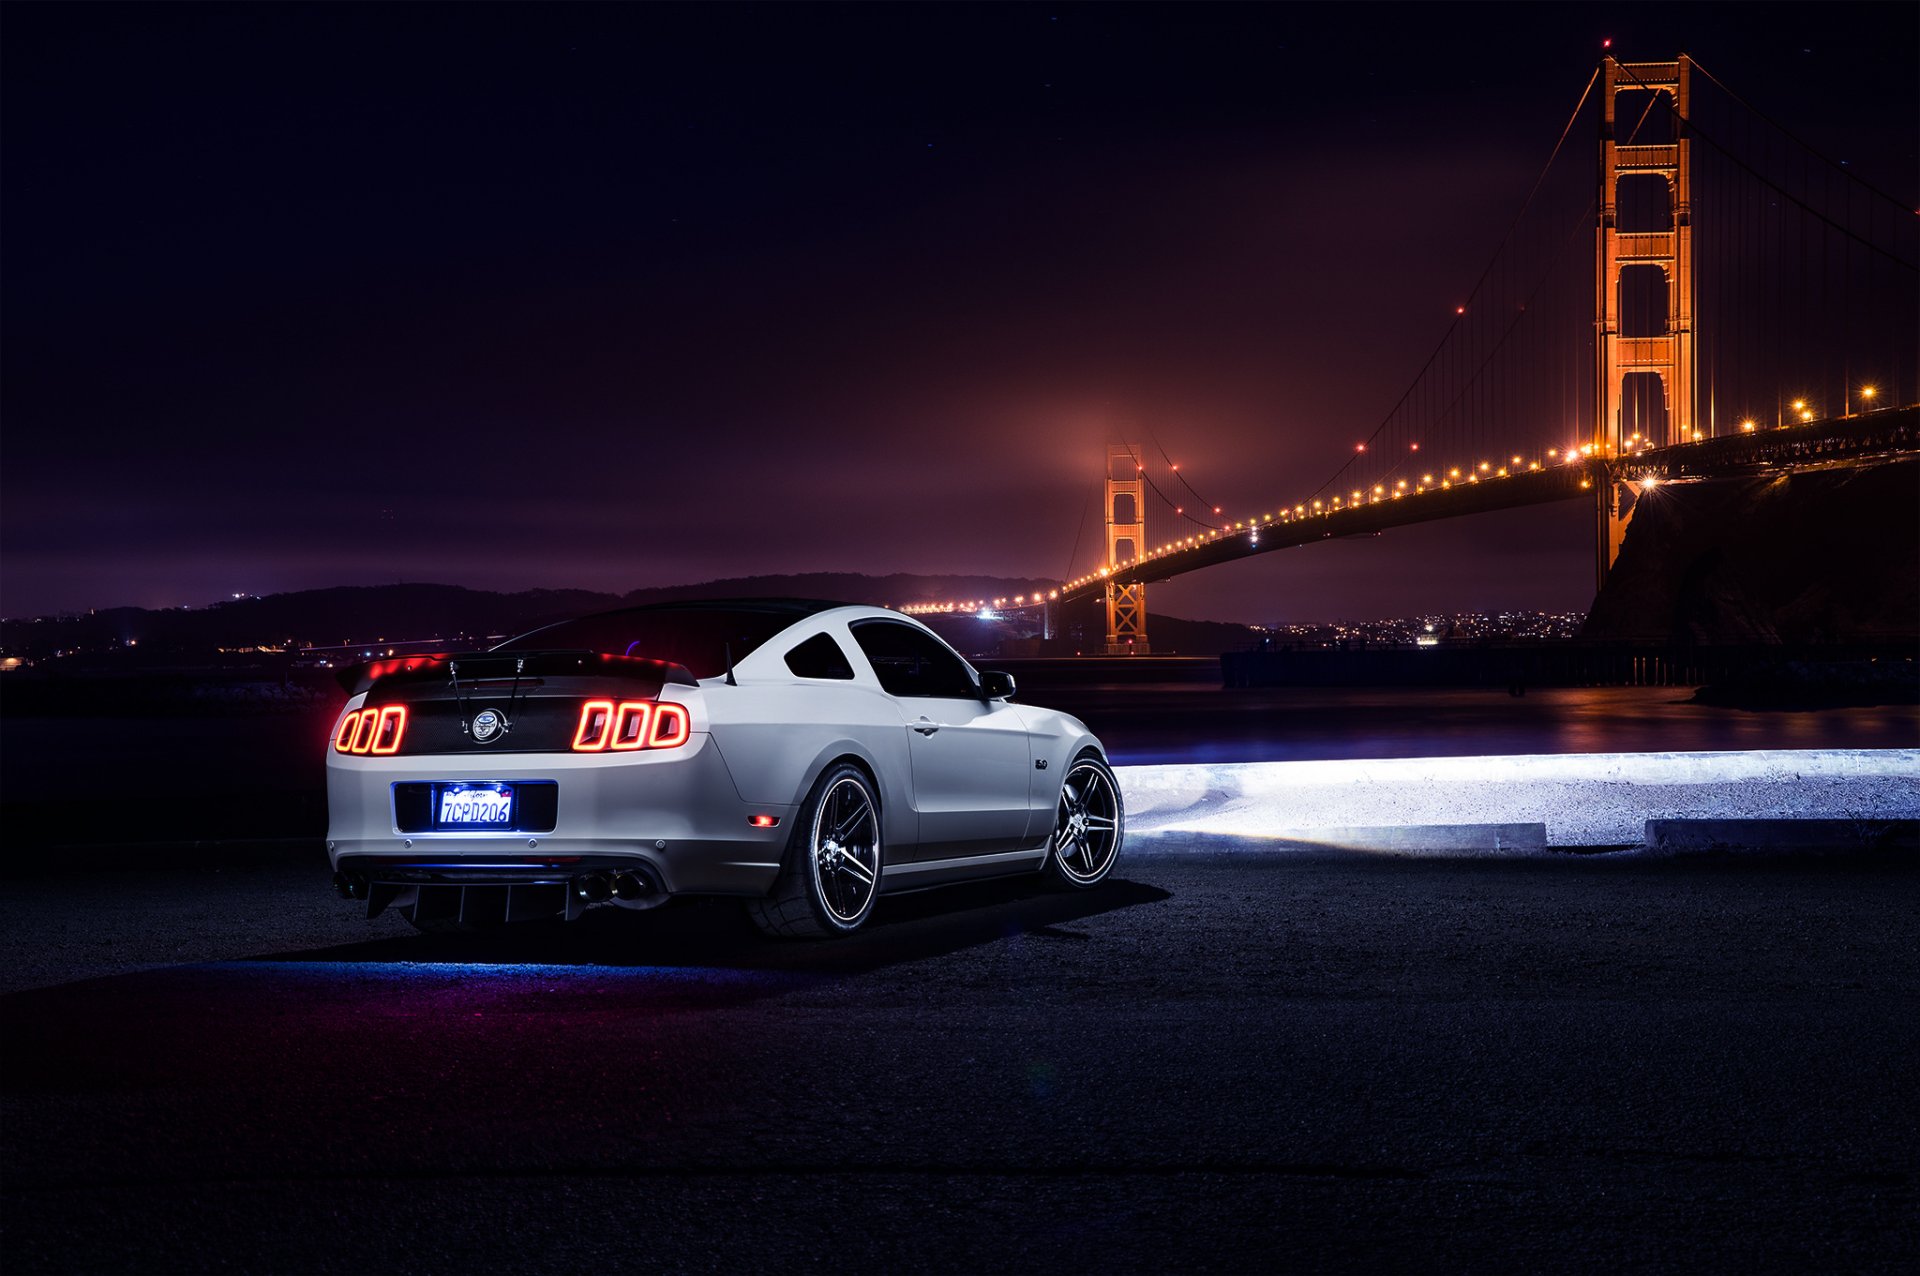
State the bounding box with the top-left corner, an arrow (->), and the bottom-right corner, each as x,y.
244,874 -> 1172,977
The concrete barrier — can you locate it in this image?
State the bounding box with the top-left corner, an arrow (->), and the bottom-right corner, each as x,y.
1130,823 -> 1547,856
1644,817 -> 1919,857
1117,749 -> 1920,851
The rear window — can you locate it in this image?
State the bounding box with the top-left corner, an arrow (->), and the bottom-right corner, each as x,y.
496,605 -> 820,679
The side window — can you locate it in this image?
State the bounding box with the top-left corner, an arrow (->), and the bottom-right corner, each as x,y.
783,632 -> 855,680
849,621 -> 977,699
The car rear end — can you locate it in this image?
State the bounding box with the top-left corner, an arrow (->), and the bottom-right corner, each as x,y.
324,650 -> 788,928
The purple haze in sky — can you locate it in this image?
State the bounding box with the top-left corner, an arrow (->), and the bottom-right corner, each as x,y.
3,3 -> 1913,622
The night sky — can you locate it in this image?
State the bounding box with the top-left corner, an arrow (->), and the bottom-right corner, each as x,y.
4,3 -> 1913,624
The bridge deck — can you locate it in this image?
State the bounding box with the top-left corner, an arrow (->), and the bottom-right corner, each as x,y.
1058,405 -> 1916,604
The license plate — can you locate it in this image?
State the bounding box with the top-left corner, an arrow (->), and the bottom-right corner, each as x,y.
437,783 -> 514,828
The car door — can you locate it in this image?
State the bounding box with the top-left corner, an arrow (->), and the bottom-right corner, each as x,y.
847,619 -> 1031,860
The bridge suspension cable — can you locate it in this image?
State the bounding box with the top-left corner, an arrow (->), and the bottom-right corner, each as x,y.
1301,63 -> 1609,513
1687,59 -> 1920,225
919,51 -> 1917,622
1617,59 -> 1918,273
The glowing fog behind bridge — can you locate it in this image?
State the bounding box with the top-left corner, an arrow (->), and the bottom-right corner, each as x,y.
897,56 -> 1919,650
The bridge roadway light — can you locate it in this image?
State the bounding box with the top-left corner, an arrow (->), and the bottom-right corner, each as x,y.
1860,385 -> 1877,404
1741,420 -> 1757,432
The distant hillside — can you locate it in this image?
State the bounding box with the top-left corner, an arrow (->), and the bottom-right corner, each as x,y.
0,574 -> 1059,658
1,573 -> 1269,662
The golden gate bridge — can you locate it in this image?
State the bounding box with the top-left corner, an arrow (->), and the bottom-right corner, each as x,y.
898,55 -> 1920,652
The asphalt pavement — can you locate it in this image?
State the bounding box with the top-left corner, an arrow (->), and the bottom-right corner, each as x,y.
3,843 -> 1917,1273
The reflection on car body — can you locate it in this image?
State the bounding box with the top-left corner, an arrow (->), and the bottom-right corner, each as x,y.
325,600 -> 1123,937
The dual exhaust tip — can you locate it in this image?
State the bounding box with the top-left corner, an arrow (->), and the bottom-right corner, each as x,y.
575,871 -> 656,902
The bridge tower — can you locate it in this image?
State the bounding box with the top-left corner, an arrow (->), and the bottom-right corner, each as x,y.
1594,55 -> 1695,588
1104,444 -> 1149,654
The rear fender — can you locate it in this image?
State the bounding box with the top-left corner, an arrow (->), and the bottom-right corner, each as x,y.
783,740 -> 911,852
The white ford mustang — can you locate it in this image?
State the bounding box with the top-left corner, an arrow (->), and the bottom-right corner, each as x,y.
326,600 -> 1124,937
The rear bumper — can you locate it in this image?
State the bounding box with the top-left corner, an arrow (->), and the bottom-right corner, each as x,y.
324,733 -> 791,898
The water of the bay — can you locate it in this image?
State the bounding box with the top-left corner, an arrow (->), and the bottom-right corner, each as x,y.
1021,682 -> 1920,767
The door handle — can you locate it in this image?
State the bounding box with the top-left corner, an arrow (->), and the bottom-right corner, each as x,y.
912,719 -> 941,735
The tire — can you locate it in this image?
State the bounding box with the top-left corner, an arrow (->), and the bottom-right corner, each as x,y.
1044,752 -> 1124,888
746,762 -> 884,939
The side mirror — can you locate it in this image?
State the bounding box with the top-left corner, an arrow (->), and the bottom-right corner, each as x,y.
979,670 -> 1016,701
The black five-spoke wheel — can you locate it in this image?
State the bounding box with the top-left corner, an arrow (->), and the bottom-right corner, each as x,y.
748,762 -> 882,938
808,773 -> 881,926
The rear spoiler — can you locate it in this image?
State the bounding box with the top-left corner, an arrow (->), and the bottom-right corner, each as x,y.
335,649 -> 699,696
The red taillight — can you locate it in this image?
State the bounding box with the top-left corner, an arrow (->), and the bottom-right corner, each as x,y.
349,709 -> 380,753
334,704 -> 409,755
610,702 -> 652,751
369,705 -> 408,755
649,702 -> 690,748
573,700 -> 690,752
572,700 -> 616,751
